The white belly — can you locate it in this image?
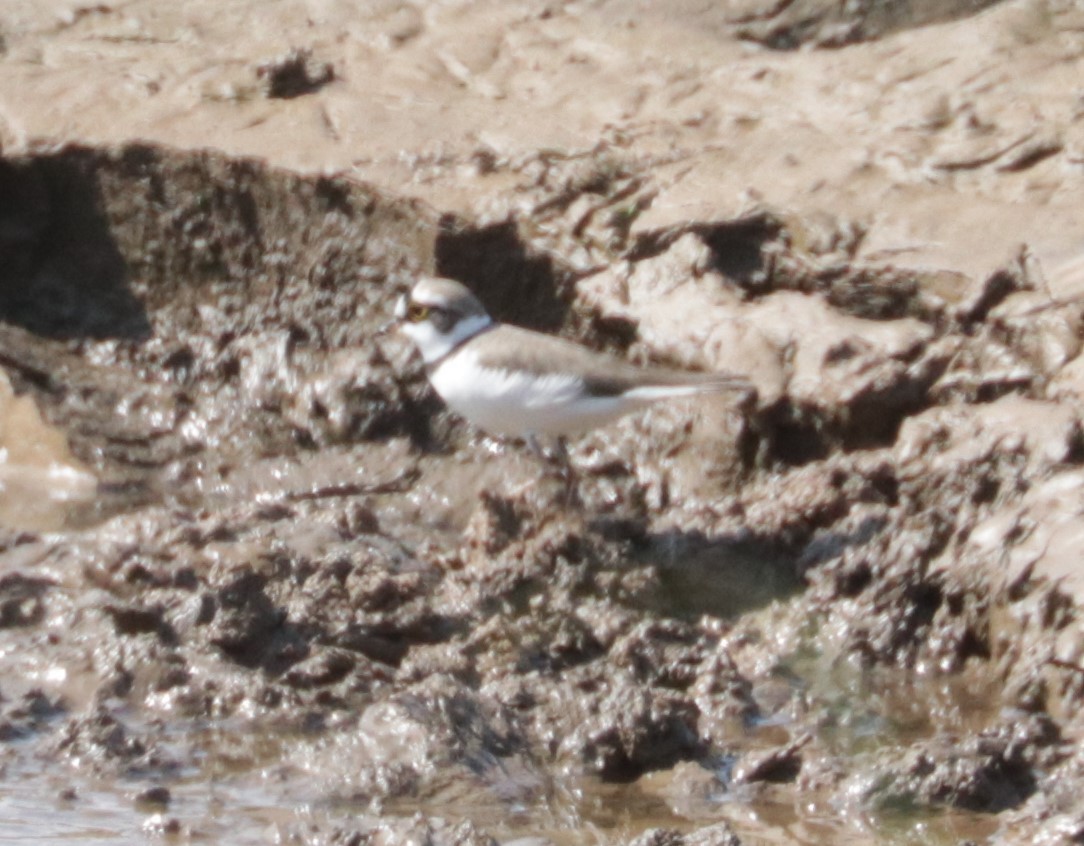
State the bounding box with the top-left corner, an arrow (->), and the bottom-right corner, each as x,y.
429,352 -> 637,436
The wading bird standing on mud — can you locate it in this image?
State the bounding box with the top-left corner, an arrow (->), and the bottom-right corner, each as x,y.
394,276 -> 753,459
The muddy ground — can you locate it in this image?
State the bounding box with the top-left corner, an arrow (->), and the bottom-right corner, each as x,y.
2,1 -> 1084,844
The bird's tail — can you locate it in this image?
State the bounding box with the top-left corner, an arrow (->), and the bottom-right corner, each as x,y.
624,372 -> 755,402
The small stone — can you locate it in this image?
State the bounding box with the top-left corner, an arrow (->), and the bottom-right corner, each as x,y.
135,786 -> 171,809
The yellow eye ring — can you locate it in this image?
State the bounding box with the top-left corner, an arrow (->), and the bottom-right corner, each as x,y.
407,303 -> 430,322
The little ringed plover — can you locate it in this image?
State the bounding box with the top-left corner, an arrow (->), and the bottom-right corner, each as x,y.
394,277 -> 751,440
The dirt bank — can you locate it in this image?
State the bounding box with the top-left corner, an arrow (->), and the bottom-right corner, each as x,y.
2,1 -> 1084,844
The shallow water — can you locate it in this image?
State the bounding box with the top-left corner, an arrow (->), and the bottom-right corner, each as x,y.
0,634 -> 1003,846
0,731 -> 999,846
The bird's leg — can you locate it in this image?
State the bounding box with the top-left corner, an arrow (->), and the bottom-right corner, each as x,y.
525,433 -> 548,463
524,434 -> 579,506
525,434 -> 568,469
551,435 -> 570,468
553,437 -> 581,507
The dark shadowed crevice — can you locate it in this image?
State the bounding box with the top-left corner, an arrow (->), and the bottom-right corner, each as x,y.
732,0 -> 1008,49
434,215 -> 573,331
693,216 -> 787,291
626,213 -> 784,291
0,156 -> 149,339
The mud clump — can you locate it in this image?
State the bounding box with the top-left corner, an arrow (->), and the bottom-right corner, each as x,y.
256,48 -> 336,99
0,139 -> 1083,845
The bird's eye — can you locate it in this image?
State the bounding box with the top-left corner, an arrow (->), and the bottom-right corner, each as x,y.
407,303 -> 431,322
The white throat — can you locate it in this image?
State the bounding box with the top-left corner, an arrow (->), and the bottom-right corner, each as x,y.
401,313 -> 493,365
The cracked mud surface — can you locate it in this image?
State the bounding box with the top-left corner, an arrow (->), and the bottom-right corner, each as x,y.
3,2 -> 1084,844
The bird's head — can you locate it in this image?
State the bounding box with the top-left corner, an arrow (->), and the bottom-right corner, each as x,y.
394,277 -> 494,364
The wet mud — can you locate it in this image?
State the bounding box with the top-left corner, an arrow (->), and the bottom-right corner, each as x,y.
3,1 -> 1084,844
0,137 -> 1081,845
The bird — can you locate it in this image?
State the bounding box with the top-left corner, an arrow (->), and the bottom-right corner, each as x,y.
394,276 -> 753,446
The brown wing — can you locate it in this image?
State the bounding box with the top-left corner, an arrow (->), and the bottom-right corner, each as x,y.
469,326 -> 749,397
